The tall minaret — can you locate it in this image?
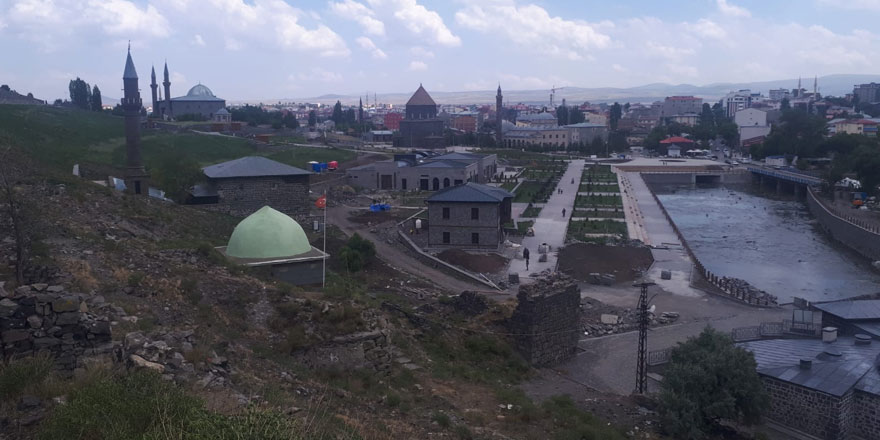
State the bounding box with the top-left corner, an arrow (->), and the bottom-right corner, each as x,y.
122,46 -> 148,195
496,84 -> 503,147
813,76 -> 818,96
149,65 -> 158,117
358,97 -> 364,122
163,61 -> 172,119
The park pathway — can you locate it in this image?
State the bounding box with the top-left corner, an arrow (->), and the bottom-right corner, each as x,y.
509,159 -> 584,279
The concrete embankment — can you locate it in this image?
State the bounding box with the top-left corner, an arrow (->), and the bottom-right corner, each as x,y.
807,187 -> 880,261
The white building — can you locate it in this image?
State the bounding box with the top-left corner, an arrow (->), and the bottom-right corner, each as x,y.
735,108 -> 767,127
724,90 -> 753,118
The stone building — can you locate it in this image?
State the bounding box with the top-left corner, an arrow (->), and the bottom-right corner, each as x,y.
812,300 -> 880,339
740,336 -> 880,440
151,61 -> 226,120
425,183 -> 512,249
346,152 -> 497,191
217,206 -> 327,285
393,85 -> 446,149
187,156 -> 311,219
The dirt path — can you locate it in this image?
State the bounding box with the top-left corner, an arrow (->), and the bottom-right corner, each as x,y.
327,205 -> 483,295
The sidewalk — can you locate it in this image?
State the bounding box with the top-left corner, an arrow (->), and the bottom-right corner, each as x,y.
509,159 -> 585,279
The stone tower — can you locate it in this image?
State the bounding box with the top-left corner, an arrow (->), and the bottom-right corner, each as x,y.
149,65 -> 158,117
496,84 -> 503,147
358,97 -> 363,123
122,47 -> 148,195
163,61 -> 172,119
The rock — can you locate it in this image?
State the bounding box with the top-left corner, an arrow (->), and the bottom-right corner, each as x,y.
660,270 -> 672,280
26,315 -> 43,329
1,329 -> 30,343
210,356 -> 228,369
124,332 -> 147,349
52,296 -> 79,313
32,283 -> 49,291
90,321 -> 111,335
168,352 -> 185,369
181,341 -> 193,353
79,302 -> 89,313
600,314 -> 620,325
18,395 -> 41,410
0,298 -> 17,318
46,285 -> 64,293
129,354 -> 165,373
54,312 -> 81,326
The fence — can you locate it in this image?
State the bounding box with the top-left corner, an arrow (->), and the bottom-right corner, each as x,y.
644,182 -> 777,307
808,187 -> 880,236
647,321 -> 801,365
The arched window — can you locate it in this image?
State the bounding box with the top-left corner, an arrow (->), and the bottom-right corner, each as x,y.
443,178 -> 450,188
432,178 -> 440,190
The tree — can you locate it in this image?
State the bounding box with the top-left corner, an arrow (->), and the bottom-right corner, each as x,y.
331,101 -> 344,124
556,105 -> 569,126
90,85 -> 103,111
609,102 -> 622,131
851,144 -> 880,195
308,110 -> 317,127
659,328 -> 768,440
569,107 -> 586,125
780,97 -> 791,111
339,233 -> 376,272
69,78 -> 91,110
699,103 -> 714,128
148,150 -> 202,203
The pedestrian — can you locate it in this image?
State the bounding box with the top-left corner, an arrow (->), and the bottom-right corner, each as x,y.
562,208 -> 566,217
523,247 -> 530,270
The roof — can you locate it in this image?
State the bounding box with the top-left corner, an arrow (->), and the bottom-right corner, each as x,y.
226,206 -> 312,259
432,152 -> 485,162
215,107 -> 230,115
415,160 -> 468,169
566,122 -> 606,128
203,156 -> 311,179
740,337 -> 880,397
426,182 -> 513,203
659,136 -> 695,144
813,300 -> 880,320
666,96 -> 701,100
172,84 -> 225,102
518,112 -> 556,121
406,85 -> 436,106
123,50 -> 138,80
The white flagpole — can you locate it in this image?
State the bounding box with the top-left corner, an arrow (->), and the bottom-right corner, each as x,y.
322,189 -> 327,288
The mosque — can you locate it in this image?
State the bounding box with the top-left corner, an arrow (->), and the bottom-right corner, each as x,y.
218,206 -> 328,286
150,62 -> 226,121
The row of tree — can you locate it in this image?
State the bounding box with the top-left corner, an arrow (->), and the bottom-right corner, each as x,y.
229,105 -> 299,129
67,78 -> 102,111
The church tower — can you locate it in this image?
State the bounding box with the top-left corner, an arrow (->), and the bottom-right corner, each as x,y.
496,84 -> 503,147
150,66 -> 158,117
122,46 -> 148,195
163,61 -> 172,119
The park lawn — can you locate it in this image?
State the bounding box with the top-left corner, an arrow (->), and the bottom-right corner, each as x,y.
571,209 -> 624,218
521,206 -> 542,217
568,219 -> 628,237
265,147 -> 356,170
514,181 -> 549,203
500,181 -> 517,191
516,220 -> 534,235
579,183 -> 620,192
575,194 -> 623,207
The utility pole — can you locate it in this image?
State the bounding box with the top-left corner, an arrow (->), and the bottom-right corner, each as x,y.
634,280 -> 656,394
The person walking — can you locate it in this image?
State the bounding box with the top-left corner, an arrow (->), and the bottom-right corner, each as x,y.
562,208 -> 566,217
523,247 -> 530,270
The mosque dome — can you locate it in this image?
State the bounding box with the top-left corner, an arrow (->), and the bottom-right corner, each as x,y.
186,84 -> 216,98
226,206 -> 311,259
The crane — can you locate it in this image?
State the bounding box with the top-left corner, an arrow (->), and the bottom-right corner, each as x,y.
550,85 -> 567,109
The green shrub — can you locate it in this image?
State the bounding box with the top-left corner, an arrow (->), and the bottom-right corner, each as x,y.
338,233 -> 376,272
432,412 -> 451,428
0,354 -> 54,402
453,425 -> 473,439
542,395 -> 627,440
127,272 -> 145,287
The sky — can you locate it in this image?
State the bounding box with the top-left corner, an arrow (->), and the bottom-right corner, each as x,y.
1,0 -> 880,102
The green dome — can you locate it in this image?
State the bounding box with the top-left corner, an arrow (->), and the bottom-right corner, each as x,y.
227,206 -> 311,259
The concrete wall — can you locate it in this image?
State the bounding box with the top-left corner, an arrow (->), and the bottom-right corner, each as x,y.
641,173 -> 695,184
508,274 -> 580,366
207,175 -> 310,219
807,188 -> 880,261
427,201 -> 502,248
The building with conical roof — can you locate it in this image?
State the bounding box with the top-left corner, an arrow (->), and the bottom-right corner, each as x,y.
150,60 -> 226,120
121,46 -> 149,195
393,84 -> 446,149
218,206 -> 327,285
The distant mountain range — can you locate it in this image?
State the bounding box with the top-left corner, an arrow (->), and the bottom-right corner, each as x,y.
256,74 -> 880,107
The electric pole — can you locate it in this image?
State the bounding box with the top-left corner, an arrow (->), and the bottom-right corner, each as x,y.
634,280 -> 656,394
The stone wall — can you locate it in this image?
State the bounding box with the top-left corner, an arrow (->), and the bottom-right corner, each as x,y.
0,284 -> 114,371
207,175 -> 310,219
762,376 -> 853,440
807,187 -> 880,261
427,201 -> 502,249
294,329 -> 392,376
508,274 -> 580,366
854,390 -> 880,440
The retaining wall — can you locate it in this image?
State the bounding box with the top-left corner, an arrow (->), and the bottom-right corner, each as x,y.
807,187 -> 880,261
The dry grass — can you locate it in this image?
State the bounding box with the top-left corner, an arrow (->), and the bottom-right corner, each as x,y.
60,258 -> 99,292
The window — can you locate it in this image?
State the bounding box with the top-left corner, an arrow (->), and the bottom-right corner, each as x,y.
471,207 -> 479,220
471,233 -> 479,244
443,232 -> 450,244
442,207 -> 450,219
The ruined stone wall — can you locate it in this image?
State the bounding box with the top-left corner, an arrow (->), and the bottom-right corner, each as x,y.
508,274 -> 580,366
762,376 -> 852,440
0,284 -> 114,371
207,175 -> 310,220
294,329 -> 392,376
854,390 -> 880,440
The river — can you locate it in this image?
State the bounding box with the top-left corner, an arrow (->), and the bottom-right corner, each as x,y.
655,183 -> 880,303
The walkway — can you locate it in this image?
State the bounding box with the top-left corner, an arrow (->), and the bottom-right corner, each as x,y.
509,159 -> 585,278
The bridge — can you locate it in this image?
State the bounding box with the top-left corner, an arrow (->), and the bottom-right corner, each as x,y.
744,164 -> 823,186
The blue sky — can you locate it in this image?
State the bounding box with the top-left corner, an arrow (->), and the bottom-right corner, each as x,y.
1,0 -> 879,101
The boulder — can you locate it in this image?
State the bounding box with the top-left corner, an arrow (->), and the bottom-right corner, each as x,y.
129,354 -> 165,373
52,296 -> 79,313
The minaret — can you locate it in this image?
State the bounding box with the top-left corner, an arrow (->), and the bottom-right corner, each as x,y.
358,97 -> 364,122
797,77 -> 802,97
150,65 -> 158,117
163,61 -> 172,119
496,84 -> 503,147
814,76 -> 818,96
122,46 -> 148,195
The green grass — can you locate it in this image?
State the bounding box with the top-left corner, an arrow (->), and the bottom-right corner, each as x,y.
513,181 -> 552,203
423,333 -> 530,384
516,220 -> 534,235
521,206 -> 542,217
571,209 -> 624,219
265,146 -> 355,170
579,183 -> 620,192
575,194 -> 623,207
0,354 -> 54,402
500,181 -> 518,191
568,219 -> 628,237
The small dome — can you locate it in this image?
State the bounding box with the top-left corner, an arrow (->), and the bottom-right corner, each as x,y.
186,84 -> 215,97
226,206 -> 311,259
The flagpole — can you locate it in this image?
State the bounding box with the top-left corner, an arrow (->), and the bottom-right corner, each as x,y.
322,188 -> 327,288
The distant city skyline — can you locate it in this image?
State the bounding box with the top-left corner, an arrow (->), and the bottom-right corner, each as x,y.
1,0 -> 880,102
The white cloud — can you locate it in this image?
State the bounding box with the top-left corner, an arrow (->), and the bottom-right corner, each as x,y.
192,34 -> 205,46
408,60 -> 427,71
645,41 -> 695,61
171,72 -> 186,84
297,67 -> 343,82
356,36 -> 388,59
87,0 -> 170,37
329,0 -> 385,36
224,37 -> 243,51
612,64 -> 627,73
409,46 -> 434,58
716,0 -> 750,17
386,0 -> 460,47
687,19 -> 726,40
455,3 -> 610,60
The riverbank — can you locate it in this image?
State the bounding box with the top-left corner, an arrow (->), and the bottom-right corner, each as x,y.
807,186 -> 880,261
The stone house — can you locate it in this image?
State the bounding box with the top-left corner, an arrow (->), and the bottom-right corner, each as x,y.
187,156 -> 311,219
425,183 -> 512,249
740,336 -> 880,440
346,152 -> 497,191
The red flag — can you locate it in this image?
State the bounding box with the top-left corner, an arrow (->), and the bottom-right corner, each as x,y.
315,195 -> 326,209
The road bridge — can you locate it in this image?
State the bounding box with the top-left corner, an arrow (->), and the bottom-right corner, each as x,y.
744,164 -> 823,196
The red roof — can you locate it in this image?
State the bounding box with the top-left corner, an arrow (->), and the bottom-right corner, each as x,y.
659,136 -> 695,144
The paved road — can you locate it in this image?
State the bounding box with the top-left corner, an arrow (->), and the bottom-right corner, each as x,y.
509,160 -> 585,278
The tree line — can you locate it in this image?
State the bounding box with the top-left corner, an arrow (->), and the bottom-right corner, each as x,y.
55,78 -> 102,111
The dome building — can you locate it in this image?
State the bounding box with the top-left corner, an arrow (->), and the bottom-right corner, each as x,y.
218,206 -> 328,285
150,61 -> 227,120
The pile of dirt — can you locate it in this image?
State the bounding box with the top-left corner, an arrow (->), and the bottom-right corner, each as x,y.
558,243 -> 653,283
436,249 -> 508,274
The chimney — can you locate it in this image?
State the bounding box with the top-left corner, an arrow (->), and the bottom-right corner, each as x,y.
855,334 -> 872,346
799,359 -> 812,370
822,326 -> 838,343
